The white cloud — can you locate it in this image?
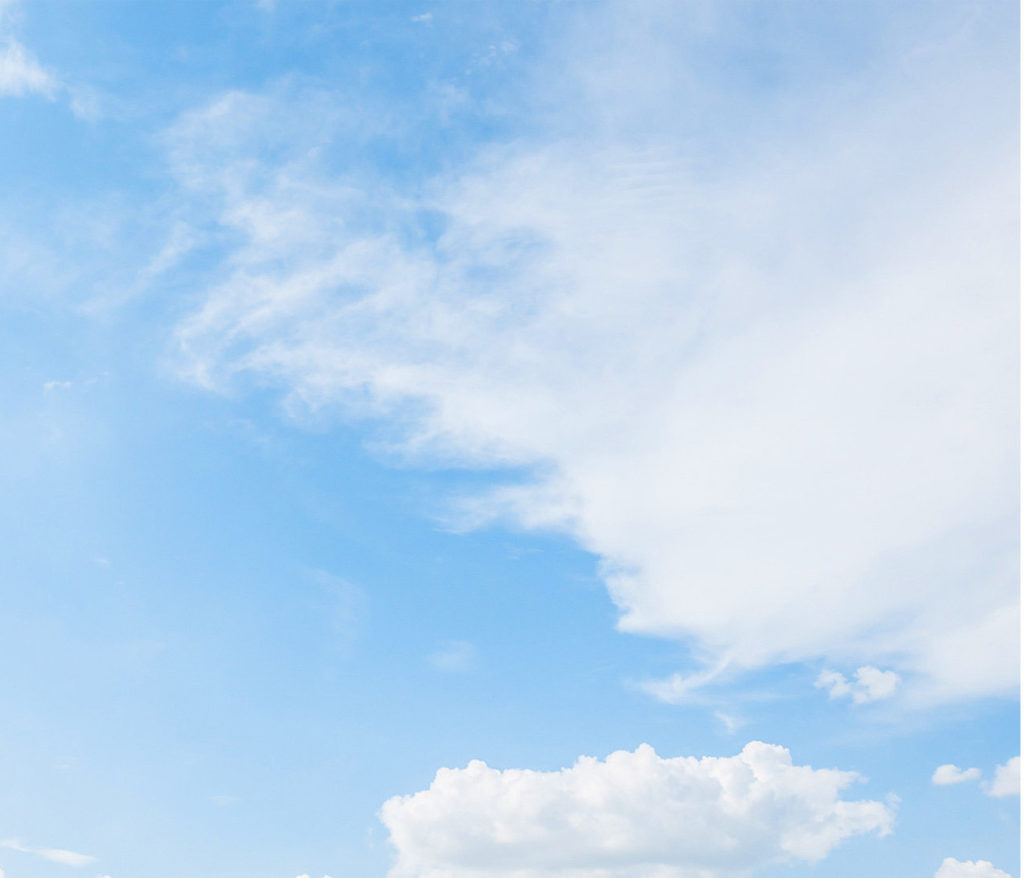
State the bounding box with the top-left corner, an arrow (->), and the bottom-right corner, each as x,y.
0,38 -> 57,98
169,1 -> 1018,703
932,764 -> 981,786
379,741 -> 893,878
0,839 -> 96,868
428,640 -> 476,672
714,711 -> 743,735
935,859 -> 1012,878
39,849 -> 97,867
987,756 -> 1019,798
815,666 -> 900,705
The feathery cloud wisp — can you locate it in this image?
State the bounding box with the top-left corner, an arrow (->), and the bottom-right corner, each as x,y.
169,1 -> 1018,704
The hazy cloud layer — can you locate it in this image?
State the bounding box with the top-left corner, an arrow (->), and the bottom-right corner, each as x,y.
379,741 -> 893,878
169,1 -> 1018,702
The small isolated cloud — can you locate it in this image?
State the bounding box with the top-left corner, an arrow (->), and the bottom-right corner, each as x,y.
932,764 -> 981,786
638,660 -> 732,704
987,755 -> 1019,797
714,711 -> 743,735
209,794 -> 239,806
427,640 -> 476,672
411,13 -> 432,23
43,380 -> 73,391
816,666 -> 900,704
0,839 -> 96,868
935,858 -> 1012,878
39,849 -> 96,867
379,741 -> 893,878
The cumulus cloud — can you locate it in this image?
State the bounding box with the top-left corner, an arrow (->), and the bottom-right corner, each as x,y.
815,666 -> 900,704
935,859 -> 1012,878
168,1 -> 1018,702
932,764 -> 981,786
379,741 -> 893,878
987,756 -> 1019,798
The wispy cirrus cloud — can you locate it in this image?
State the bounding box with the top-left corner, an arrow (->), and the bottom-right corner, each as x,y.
0,37 -> 57,98
0,0 -> 58,99
0,838 -> 96,868
166,0 -> 1017,705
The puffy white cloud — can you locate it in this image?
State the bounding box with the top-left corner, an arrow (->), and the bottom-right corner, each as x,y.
935,858 -> 1012,878
169,1 -> 1018,702
932,764 -> 981,786
987,756 -> 1019,798
815,667 -> 900,705
379,741 -> 893,878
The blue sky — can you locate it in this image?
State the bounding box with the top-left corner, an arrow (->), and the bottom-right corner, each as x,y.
0,2 -> 1019,878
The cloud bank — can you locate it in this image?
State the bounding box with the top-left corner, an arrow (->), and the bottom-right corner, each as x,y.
379,741 -> 892,878
169,1 -> 1018,702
